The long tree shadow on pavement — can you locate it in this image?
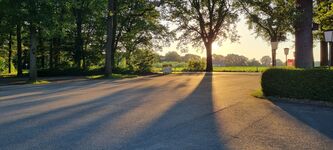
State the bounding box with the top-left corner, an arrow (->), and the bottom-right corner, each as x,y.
0,74 -> 192,149
120,73 -> 226,149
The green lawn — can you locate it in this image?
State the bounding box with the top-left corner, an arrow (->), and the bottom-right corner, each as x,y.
153,66 -> 270,73
214,66 -> 269,72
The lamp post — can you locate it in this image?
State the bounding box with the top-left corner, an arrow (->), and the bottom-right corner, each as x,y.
271,41 -> 279,67
284,48 -> 289,66
324,30 -> 333,69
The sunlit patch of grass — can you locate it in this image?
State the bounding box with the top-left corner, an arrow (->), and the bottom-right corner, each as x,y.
252,89 -> 265,99
27,80 -> 51,85
87,74 -> 138,80
214,66 -> 269,72
87,75 -> 105,79
153,66 -> 274,73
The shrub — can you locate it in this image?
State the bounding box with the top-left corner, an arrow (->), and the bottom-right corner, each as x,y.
0,57 -> 6,73
130,49 -> 158,73
185,59 -> 206,72
262,68 -> 333,102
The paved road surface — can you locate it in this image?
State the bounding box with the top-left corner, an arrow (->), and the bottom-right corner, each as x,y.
0,73 -> 332,150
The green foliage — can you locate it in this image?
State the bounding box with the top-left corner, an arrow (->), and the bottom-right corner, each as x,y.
185,59 -> 206,72
182,54 -> 201,62
153,61 -> 187,68
261,56 -> 272,66
252,89 -> 265,99
214,66 -> 268,72
164,51 -> 182,62
130,49 -> 158,73
238,0 -> 295,42
314,1 -> 333,31
247,58 -> 261,66
0,57 -> 6,73
224,54 -> 248,66
262,68 -> 333,102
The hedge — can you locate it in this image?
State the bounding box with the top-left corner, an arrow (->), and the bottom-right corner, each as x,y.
261,68 -> 333,102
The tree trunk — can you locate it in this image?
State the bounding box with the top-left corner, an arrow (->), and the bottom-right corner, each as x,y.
54,38 -> 60,69
17,23 -> 23,77
320,40 -> 328,66
272,49 -> 277,67
23,50 -> 28,69
29,25 -> 38,82
8,33 -> 12,74
105,0 -> 115,75
39,30 -> 45,69
111,0 -> 118,70
83,41 -> 88,70
295,0 -> 314,69
49,39 -> 54,69
205,42 -> 213,72
41,54 -> 45,69
75,8 -> 83,69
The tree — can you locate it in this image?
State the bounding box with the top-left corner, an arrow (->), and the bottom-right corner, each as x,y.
0,0 -> 19,75
183,54 -> 201,62
118,0 -> 170,68
224,54 -> 248,66
276,59 -> 284,66
295,0 -> 314,68
212,54 -> 225,66
164,0 -> 238,72
164,51 -> 182,62
247,58 -> 261,66
24,0 -> 53,81
105,0 -> 116,76
238,0 -> 295,67
314,1 -> 333,66
130,49 -> 159,73
261,56 -> 272,66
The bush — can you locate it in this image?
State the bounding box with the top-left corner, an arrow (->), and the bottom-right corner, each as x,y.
130,49 -> 158,73
185,59 -> 206,72
0,57 -> 6,73
262,68 -> 333,102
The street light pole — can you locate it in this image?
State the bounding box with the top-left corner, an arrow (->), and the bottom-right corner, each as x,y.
324,30 -> 333,70
284,48 -> 290,66
325,42 -> 332,70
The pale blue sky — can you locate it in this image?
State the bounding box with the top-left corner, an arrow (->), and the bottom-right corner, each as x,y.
161,16 -> 321,61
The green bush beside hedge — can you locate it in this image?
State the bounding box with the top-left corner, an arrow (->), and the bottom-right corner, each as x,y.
262,68 -> 333,102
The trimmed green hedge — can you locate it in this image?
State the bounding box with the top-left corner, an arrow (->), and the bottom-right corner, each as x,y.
262,68 -> 333,102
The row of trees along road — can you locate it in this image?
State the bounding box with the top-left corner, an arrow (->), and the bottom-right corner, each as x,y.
0,0 -> 328,80
162,51 -> 283,67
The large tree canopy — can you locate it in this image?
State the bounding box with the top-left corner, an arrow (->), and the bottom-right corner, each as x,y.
163,0 -> 239,72
238,0 -> 295,66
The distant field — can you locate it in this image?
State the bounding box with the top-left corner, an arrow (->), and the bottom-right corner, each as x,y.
153,66 -> 270,73
214,66 -> 269,72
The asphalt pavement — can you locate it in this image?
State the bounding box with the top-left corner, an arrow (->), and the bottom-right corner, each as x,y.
0,73 -> 332,150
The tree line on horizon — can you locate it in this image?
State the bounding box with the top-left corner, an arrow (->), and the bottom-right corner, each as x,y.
160,51 -> 284,67
0,0 -> 332,81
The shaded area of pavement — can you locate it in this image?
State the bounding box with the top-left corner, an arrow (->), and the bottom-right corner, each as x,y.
0,73 -> 332,150
273,101 -> 333,139
0,76 -> 89,86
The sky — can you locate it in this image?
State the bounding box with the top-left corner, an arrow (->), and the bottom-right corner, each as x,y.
160,16 -> 321,62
